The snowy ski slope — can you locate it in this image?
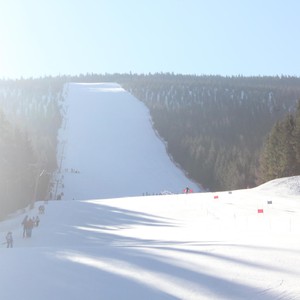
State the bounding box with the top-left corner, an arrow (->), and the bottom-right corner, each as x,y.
55,82 -> 200,200
0,177 -> 300,299
0,83 -> 299,300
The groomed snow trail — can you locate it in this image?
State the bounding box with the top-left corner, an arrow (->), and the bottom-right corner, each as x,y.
55,82 -> 200,200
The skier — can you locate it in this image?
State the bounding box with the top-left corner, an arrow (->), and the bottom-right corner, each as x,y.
26,218 -> 35,238
35,216 -> 40,227
21,215 -> 28,238
39,205 -> 45,214
6,232 -> 13,248
184,186 -> 193,194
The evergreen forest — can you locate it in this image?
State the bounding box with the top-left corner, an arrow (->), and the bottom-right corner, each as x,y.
259,101 -> 300,183
1,73 -> 300,218
120,74 -> 300,191
0,77 -> 65,219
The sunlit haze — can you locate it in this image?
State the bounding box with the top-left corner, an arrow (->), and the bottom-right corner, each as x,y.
0,0 -> 300,78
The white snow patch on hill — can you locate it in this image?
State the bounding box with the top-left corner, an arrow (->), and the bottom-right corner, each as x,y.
255,176 -> 300,196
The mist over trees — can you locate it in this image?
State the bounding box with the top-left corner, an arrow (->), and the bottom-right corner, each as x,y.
120,74 -> 300,191
0,77 -> 65,218
1,73 -> 300,218
61,73 -> 300,191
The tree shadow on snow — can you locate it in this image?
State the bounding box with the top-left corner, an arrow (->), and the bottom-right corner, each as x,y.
46,201 -> 292,299
51,202 -> 179,247
55,244 -> 283,300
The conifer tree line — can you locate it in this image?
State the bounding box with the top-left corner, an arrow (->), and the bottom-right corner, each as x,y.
258,101 -> 300,183
69,73 -> 300,191
1,73 -> 300,218
61,73 -> 300,190
0,77 -> 65,219
119,73 -> 300,191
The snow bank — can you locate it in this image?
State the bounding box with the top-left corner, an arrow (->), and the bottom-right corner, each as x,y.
255,176 -> 300,195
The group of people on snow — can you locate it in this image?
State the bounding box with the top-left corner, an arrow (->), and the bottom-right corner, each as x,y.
21,215 -> 40,238
64,168 -> 80,174
4,209 -> 43,248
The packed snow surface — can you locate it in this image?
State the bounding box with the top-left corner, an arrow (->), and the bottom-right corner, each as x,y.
56,82 -> 200,200
1,178 -> 300,300
1,83 -> 300,300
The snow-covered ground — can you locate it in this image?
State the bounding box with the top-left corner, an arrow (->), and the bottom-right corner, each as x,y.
0,83 -> 300,300
55,82 -> 200,200
1,177 -> 300,300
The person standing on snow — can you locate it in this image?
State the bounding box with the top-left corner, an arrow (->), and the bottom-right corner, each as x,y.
6,232 -> 13,248
21,215 -> 28,238
26,217 -> 35,238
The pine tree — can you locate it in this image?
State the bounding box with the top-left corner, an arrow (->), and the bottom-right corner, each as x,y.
259,122 -> 281,182
259,108 -> 300,183
294,100 -> 300,171
280,114 -> 297,176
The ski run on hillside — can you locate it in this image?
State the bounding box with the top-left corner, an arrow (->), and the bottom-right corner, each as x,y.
0,83 -> 299,300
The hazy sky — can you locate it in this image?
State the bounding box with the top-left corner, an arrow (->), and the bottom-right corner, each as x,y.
0,0 -> 299,79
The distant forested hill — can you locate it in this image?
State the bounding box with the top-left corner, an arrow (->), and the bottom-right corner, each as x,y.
1,73 -> 299,217
0,77 -> 65,218
120,74 -> 300,191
